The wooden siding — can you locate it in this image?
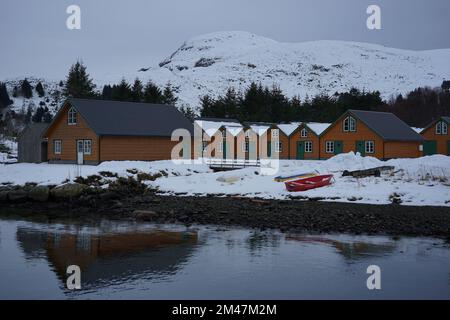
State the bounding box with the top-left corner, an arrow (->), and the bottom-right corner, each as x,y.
44,103 -> 99,163
421,122 -> 449,155
235,129 -> 259,160
384,141 -> 422,159
264,127 -> 290,159
319,114 -> 384,159
99,136 -> 181,161
289,125 -> 320,160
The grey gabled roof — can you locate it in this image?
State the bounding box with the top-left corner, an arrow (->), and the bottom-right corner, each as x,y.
442,116 -> 450,123
349,109 -> 423,141
67,98 -> 193,136
19,122 -> 49,140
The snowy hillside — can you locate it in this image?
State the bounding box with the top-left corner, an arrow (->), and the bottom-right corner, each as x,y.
3,31 -> 450,113
2,77 -> 63,115
138,31 -> 450,109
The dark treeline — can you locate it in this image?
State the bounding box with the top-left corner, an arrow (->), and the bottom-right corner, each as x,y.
100,78 -> 178,105
200,82 -> 450,127
64,61 -> 178,105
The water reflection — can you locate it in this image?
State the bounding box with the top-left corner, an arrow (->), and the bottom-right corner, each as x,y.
286,235 -> 396,261
16,226 -> 198,290
0,219 -> 449,299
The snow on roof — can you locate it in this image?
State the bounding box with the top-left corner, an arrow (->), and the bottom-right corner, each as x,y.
277,123 -> 300,136
249,124 -> 271,136
305,122 -> 331,135
412,127 -> 423,133
194,119 -> 243,137
224,124 -> 244,136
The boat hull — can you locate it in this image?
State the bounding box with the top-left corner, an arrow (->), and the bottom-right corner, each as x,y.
285,174 -> 334,192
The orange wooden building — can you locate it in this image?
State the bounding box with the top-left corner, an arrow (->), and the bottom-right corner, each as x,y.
319,110 -> 423,160
288,123 -> 330,160
43,99 -> 193,164
193,118 -> 243,159
266,124 -> 290,159
420,116 -> 450,156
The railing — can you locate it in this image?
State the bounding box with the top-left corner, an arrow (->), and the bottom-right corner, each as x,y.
205,158 -> 261,169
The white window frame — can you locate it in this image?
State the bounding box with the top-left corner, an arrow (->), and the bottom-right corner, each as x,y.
245,130 -> 252,138
68,107 -> 77,125
83,140 -> 92,155
300,128 -> 307,138
365,141 -> 375,154
271,129 -> 279,139
218,141 -> 223,153
305,141 -> 313,153
326,141 -> 334,154
436,121 -> 448,135
53,140 -> 62,155
275,141 -> 282,153
343,116 -> 356,132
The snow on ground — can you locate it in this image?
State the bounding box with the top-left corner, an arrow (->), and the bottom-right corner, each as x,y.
0,153 -> 449,207
0,161 -> 211,186
152,153 -> 450,207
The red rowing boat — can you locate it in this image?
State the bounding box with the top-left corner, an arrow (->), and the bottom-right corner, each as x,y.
285,174 -> 334,192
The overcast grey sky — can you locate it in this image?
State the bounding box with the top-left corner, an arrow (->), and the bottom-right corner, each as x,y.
1,0 -> 449,80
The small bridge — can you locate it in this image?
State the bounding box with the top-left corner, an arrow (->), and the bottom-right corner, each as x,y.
205,158 -> 261,171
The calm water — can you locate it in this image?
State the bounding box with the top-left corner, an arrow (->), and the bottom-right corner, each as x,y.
0,217 -> 449,300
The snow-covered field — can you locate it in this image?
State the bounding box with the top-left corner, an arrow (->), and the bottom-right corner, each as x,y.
0,153 -> 449,207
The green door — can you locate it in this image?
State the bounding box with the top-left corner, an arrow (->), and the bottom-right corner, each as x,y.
267,141 -> 272,158
334,141 -> 343,155
423,140 -> 437,156
222,141 -> 227,159
296,141 -> 305,159
356,141 -> 365,156
447,141 -> 450,156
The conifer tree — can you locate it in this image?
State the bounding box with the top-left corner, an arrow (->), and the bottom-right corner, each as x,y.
131,78 -> 144,102
143,80 -> 163,104
111,78 -> 132,101
161,82 -> 178,105
36,82 -> 45,97
0,82 -> 13,107
20,79 -> 33,99
63,61 -> 96,98
180,105 -> 197,122
102,85 -> 113,100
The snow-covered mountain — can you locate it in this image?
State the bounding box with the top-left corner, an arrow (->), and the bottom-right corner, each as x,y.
139,31 -> 450,108
3,31 -> 450,114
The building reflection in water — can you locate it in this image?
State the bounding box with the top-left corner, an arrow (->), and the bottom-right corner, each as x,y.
285,235 -> 396,261
16,226 -> 198,290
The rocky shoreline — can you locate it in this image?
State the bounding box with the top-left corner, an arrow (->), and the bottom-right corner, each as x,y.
1,180 -> 450,238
